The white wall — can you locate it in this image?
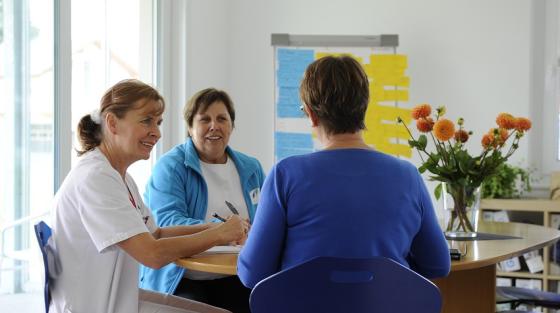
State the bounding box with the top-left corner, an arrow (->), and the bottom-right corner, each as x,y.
186,0 -> 232,96
185,0 -> 534,176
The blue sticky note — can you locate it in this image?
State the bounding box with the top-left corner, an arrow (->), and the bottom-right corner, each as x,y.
277,70 -> 302,87
275,132 -> 314,161
277,87 -> 303,118
277,48 -> 314,87
277,48 -> 314,66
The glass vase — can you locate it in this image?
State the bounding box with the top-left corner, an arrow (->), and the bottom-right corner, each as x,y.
442,182 -> 482,238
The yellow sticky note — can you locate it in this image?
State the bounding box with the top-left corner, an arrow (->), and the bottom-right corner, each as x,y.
370,54 -> 408,68
363,102 -> 413,157
369,86 -> 409,102
383,90 -> 409,102
373,75 -> 410,87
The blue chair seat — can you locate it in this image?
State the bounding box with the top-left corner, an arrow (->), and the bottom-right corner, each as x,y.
249,256 -> 441,313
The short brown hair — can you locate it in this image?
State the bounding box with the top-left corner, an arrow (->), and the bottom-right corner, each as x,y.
299,55 -> 369,135
184,88 -> 235,134
76,79 -> 165,156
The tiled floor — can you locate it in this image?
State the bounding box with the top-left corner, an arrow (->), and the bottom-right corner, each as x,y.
0,292 -> 43,312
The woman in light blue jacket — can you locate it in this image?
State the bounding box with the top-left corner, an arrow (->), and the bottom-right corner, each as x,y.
140,88 -> 265,313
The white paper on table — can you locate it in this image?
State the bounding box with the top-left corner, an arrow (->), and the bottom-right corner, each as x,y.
197,245 -> 242,255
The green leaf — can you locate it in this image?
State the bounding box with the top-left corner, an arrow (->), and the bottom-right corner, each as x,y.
480,163 -> 533,199
434,183 -> 443,200
457,158 -> 468,175
418,135 -> 428,150
429,175 -> 451,183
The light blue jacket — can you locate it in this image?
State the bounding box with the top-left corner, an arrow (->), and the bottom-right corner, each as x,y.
139,138 -> 265,294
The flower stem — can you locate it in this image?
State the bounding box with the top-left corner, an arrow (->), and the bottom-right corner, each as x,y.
399,118 -> 426,163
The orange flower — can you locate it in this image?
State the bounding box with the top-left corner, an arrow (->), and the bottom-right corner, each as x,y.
454,129 -> 469,143
515,117 -> 532,131
499,128 -> 508,142
416,117 -> 434,133
496,113 -> 516,130
481,134 -> 494,148
411,104 -> 432,120
433,119 -> 455,141
489,128 -> 508,145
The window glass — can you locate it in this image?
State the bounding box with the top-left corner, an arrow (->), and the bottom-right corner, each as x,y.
0,0 -> 155,310
71,0 -> 155,192
0,0 -> 54,301
534,0 -> 560,173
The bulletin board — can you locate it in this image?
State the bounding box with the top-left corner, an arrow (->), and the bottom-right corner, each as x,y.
271,34 -> 413,161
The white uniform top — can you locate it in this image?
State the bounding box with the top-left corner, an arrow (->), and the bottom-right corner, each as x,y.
50,148 -> 157,313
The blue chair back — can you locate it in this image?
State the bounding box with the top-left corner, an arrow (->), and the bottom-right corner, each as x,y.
249,256 -> 441,313
34,221 -> 52,313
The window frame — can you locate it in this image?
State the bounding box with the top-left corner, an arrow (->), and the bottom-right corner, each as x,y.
154,0 -> 188,155
531,0 -> 560,178
54,0 -> 71,190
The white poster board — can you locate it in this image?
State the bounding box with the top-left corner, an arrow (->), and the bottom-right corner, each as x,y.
271,34 -> 412,162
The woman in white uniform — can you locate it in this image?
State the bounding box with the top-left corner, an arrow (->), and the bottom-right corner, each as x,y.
49,79 -> 248,313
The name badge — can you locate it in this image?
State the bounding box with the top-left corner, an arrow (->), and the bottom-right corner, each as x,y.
250,188 -> 260,205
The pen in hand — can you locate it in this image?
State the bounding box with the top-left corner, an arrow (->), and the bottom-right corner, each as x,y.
212,213 -> 227,222
225,201 -> 239,215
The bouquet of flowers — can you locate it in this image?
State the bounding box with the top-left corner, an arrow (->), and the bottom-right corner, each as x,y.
398,104 -> 532,235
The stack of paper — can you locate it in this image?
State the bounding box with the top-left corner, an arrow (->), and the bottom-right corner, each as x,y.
197,245 -> 242,255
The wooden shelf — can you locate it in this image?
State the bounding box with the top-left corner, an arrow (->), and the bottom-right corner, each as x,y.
481,199 -> 560,212
497,271 -> 543,279
481,198 -> 560,300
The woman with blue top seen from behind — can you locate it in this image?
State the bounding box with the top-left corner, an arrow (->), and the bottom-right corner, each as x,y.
140,88 -> 265,313
238,55 -> 450,289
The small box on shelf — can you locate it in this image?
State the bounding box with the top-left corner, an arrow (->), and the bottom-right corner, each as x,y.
482,210 -> 510,222
515,278 -> 543,290
524,251 -> 545,274
499,257 -> 522,272
497,277 -> 512,286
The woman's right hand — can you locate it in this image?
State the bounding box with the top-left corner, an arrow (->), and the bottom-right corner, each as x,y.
215,215 -> 248,245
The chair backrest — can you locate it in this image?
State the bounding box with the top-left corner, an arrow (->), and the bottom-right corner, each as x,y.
249,256 -> 442,313
34,221 -> 52,313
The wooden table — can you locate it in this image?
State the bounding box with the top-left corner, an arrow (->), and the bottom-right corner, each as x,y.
176,221 -> 560,313
433,221 -> 560,313
175,253 -> 238,275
